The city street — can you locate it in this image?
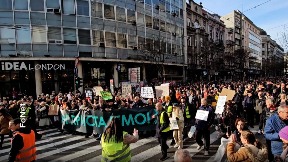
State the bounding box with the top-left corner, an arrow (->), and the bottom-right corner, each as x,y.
0,126 -> 262,162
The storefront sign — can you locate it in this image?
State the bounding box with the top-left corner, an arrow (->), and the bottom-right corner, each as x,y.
0,62 -> 65,71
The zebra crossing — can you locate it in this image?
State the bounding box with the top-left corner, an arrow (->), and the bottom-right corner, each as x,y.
0,128 -> 222,162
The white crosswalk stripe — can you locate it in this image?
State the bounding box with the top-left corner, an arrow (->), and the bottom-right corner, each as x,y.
0,128 -> 223,162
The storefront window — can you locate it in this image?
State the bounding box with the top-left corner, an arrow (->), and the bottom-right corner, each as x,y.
32,26 -> 47,43
91,2 -> 102,18
16,27 -> 31,44
104,4 -> 115,20
30,0 -> 44,11
14,0 -> 28,10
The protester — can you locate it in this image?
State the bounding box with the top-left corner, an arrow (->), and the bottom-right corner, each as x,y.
264,105 -> 288,160
8,118 -> 36,162
172,104 -> 184,149
0,108 -> 13,148
195,98 -> 215,156
101,117 -> 138,162
174,149 -> 192,162
154,102 -> 170,161
279,126 -> 288,161
227,130 -> 268,162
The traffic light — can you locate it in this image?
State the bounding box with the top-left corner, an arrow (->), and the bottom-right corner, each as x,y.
75,77 -> 83,89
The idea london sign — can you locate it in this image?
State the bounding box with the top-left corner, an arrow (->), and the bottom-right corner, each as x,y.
0,62 -> 65,71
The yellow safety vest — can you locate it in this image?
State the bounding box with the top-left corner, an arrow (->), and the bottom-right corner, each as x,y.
185,106 -> 191,119
101,131 -> 131,162
160,112 -> 170,132
166,105 -> 173,117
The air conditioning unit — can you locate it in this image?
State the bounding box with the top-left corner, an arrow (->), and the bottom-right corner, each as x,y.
99,42 -> 105,47
49,39 -> 62,44
8,39 -> 16,44
172,12 -> 177,17
133,46 -> 138,50
132,21 -> 136,26
155,5 -> 159,10
172,32 -> 176,36
47,8 -> 61,14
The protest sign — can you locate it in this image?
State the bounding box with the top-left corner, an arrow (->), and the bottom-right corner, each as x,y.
219,88 -> 235,101
141,87 -> 154,98
170,118 -> 179,130
155,86 -> 169,98
100,91 -> 113,100
215,96 -> 227,114
122,82 -> 132,96
48,104 -> 59,116
161,83 -> 170,86
93,86 -> 103,96
195,110 -> 209,121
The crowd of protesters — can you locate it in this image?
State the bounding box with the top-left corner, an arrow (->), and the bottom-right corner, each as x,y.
0,78 -> 288,161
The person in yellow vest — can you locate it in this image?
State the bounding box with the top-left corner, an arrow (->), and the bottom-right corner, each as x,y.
101,117 -> 139,162
8,118 -> 36,162
163,96 -> 176,146
153,102 -> 170,161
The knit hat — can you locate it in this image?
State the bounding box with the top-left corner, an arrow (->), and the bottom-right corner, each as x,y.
279,126 -> 288,141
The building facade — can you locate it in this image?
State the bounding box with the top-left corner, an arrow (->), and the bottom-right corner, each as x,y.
221,10 -> 262,79
186,0 -> 225,81
0,0 -> 186,97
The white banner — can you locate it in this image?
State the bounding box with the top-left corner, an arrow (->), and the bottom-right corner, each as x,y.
48,104 -> 59,116
170,118 -> 179,130
195,110 -> 209,121
141,87 -> 154,98
215,96 -> 227,114
155,86 -> 169,98
93,86 -> 103,96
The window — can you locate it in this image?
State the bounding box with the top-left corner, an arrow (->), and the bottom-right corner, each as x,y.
104,4 -> 115,20
146,38 -> 153,51
32,26 -> 46,43
91,2 -> 102,18
166,2 -> 170,13
46,0 -> 60,8
48,27 -> 61,41
160,20 -> 165,32
17,27 -> 31,44
128,35 -> 137,48
30,0 -> 44,11
77,0 -> 89,16
160,40 -> 166,53
137,12 -> 145,25
63,0 -> 75,15
138,37 -> 145,49
145,15 -> 152,28
167,42 -> 171,54
166,23 -> 171,33
14,0 -> 28,10
117,33 -> 127,48
78,29 -> 91,45
153,18 -> 159,30
92,30 -> 104,45
145,0 -> 152,5
0,27 -> 15,43
105,32 -> 116,47
127,10 -> 136,23
0,0 -> 12,10
187,37 -> 192,46
116,7 -> 126,22
63,28 -> 76,44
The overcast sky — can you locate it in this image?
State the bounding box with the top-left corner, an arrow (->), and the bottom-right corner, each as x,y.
189,0 -> 288,51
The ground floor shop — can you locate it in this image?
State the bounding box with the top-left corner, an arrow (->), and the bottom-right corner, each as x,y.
0,59 -> 184,98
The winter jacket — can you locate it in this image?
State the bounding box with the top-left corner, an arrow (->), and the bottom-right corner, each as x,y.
227,143 -> 268,162
196,105 -> 215,130
264,113 -> 287,155
0,115 -> 13,134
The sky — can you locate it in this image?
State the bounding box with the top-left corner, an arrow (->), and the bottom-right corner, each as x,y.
190,0 -> 288,51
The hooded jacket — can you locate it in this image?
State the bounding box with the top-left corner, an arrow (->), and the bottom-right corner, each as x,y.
8,127 -> 34,162
227,143 -> 268,162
